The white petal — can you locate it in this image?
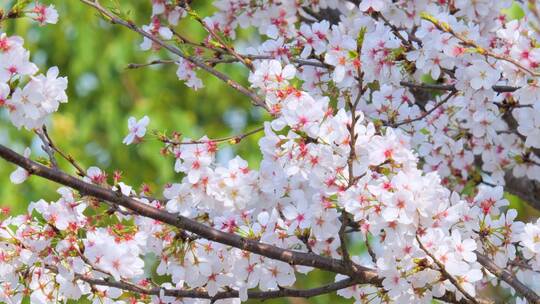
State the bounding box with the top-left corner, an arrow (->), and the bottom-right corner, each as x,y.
10,168 -> 29,184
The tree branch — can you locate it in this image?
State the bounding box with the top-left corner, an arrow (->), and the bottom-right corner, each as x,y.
1,142 -> 499,304
157,126 -> 264,146
503,172 -> 540,213
416,235 -> 479,304
476,252 -> 540,304
390,89 -> 457,127
35,128 -> 58,169
0,143 -> 500,304
399,81 -> 519,93
0,143 -> 378,283
80,0 -> 268,111
128,55 -> 329,70
68,269 -> 361,301
41,126 -> 87,177
400,81 -> 540,211
422,14 -> 540,77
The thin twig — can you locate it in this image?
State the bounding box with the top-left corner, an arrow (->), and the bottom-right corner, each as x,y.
80,0 -> 268,111
390,90 -> 457,127
129,55 -> 330,70
62,265 -> 361,301
169,27 -> 224,53
375,12 -> 411,49
416,235 -> 479,304
42,126 -> 87,177
158,126 -> 264,146
35,128 -> 58,169
0,10 -> 22,23
365,236 -> 377,264
189,5 -> 254,70
127,59 -> 175,69
422,14 -> 540,77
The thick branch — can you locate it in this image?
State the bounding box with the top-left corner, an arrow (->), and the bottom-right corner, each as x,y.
476,252 -> 540,304
400,81 -> 519,93
2,143 -> 509,304
0,144 -> 377,283
401,81 -> 540,210
503,172 -> 540,212
73,270 -> 359,301
0,144 -> 501,304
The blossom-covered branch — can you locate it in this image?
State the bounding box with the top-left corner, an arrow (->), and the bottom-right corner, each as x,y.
79,0 -> 268,111
3,0 -> 540,303
0,143 -> 380,281
0,142 -> 495,304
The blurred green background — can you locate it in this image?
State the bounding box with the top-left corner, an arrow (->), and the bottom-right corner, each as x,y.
0,1 -> 537,304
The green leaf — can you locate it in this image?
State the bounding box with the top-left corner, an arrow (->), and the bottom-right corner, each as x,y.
11,0 -> 32,12
502,2 -> 525,20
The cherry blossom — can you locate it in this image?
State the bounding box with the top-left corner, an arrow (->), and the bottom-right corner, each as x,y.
30,4 -> 59,25
519,219 -> 540,271
9,147 -> 31,184
359,0 -> 387,12
122,116 -> 150,145
3,1 -> 540,304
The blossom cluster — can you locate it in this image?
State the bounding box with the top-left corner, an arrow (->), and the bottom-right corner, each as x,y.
0,2 -> 66,130
4,0 -> 540,304
184,0 -> 540,190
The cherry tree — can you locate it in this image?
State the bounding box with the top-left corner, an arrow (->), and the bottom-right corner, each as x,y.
2,0 -> 540,303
